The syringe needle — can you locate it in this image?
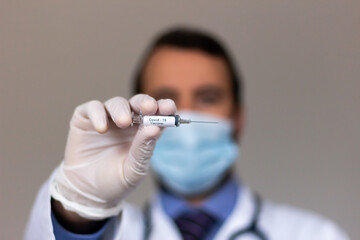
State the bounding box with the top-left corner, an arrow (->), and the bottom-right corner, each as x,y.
179,118 -> 218,125
190,120 -> 218,124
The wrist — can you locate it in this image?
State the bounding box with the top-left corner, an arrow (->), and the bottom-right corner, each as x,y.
51,198 -> 109,234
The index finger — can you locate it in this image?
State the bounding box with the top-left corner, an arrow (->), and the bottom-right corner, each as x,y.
129,94 -> 158,115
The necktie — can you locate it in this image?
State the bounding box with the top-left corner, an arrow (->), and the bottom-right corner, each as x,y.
174,209 -> 217,240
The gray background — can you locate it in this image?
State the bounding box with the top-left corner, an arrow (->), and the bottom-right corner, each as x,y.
1,1 -> 359,239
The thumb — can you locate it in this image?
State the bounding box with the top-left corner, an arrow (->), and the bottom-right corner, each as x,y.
122,125 -> 162,187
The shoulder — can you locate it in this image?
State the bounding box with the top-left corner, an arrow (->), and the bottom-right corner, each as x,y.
260,199 -> 349,240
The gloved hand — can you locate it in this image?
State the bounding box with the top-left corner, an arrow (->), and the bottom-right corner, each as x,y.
50,94 -> 176,220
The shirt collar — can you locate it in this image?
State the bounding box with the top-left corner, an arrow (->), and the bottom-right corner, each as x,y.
158,177 -> 240,222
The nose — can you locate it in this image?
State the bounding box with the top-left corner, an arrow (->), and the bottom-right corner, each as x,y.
176,95 -> 195,111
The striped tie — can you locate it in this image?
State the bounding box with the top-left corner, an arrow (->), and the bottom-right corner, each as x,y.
174,209 -> 217,240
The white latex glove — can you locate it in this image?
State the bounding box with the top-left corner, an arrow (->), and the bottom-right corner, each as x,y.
50,94 -> 176,220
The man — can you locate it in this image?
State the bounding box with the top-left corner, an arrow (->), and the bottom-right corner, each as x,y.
25,27 -> 348,240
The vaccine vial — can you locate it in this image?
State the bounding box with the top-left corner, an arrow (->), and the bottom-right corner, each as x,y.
132,112 -> 182,127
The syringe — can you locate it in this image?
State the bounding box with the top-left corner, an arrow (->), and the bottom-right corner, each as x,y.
131,112 -> 218,127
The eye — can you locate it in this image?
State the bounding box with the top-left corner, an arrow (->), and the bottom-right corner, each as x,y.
196,89 -> 223,106
150,89 -> 177,103
197,94 -> 219,105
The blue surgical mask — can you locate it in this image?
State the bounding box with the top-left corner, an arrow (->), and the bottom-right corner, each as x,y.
151,111 -> 239,196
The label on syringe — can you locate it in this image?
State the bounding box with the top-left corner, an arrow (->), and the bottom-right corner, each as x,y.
143,116 -> 176,127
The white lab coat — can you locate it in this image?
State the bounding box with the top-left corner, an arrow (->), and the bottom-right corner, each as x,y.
24,170 -> 349,240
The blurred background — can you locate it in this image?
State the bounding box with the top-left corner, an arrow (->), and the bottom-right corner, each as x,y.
1,1 -> 359,239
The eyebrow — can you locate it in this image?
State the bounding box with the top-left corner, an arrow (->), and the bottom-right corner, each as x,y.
149,85 -> 224,101
194,85 -> 224,97
150,88 -> 178,100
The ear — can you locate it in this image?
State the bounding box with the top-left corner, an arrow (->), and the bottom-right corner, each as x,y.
233,106 -> 245,142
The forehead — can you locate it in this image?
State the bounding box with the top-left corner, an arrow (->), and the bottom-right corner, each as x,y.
142,47 -> 231,92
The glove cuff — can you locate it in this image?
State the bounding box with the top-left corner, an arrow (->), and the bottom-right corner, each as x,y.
50,163 -> 123,220
51,182 -> 123,220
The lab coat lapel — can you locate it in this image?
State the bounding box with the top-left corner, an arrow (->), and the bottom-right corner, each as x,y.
214,186 -> 256,240
149,195 -> 182,240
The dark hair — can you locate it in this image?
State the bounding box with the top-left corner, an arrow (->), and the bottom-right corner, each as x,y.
133,27 -> 243,106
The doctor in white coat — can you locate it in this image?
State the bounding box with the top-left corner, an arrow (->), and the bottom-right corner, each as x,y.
25,27 -> 349,240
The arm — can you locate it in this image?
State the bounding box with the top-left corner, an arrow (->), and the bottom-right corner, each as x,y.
25,95 -> 176,239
